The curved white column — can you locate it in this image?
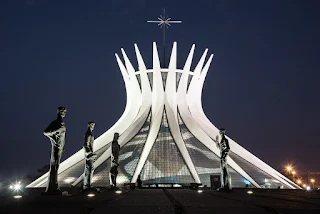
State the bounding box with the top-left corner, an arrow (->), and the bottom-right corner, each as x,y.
164,42 -> 201,183
131,42 -> 165,183
178,46 -> 260,188
187,51 -> 300,189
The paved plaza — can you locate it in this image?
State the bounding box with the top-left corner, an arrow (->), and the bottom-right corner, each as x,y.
1,188 -> 319,214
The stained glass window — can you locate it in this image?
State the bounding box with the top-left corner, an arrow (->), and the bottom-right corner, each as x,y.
140,110 -> 195,184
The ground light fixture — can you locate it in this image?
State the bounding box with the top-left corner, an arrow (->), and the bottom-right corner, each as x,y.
9,181 -> 22,191
14,183 -> 21,191
115,190 -> 122,194
247,190 -> 253,194
197,190 -> 203,193
13,195 -> 22,199
87,193 -> 95,197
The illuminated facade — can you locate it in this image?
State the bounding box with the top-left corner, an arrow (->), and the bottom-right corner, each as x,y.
27,43 -> 300,189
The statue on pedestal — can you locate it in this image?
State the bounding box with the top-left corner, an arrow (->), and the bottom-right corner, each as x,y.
215,128 -> 232,191
110,133 -> 120,188
83,121 -> 97,191
43,107 -> 67,194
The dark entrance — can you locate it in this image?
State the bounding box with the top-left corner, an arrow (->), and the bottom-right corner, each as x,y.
210,175 -> 221,189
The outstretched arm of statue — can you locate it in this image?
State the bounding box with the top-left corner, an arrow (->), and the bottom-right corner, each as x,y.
83,135 -> 93,152
213,135 -> 220,147
43,126 -> 55,137
83,136 -> 90,151
225,138 -> 230,151
86,152 -> 97,161
84,135 -> 96,160
43,122 -> 66,137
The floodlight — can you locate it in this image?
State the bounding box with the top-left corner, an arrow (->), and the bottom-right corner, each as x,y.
14,184 -> 21,191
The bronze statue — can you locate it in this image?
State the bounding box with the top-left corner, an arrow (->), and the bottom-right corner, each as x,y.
83,121 -> 97,190
137,175 -> 142,189
43,107 -> 67,193
215,128 -> 232,191
110,133 -> 120,188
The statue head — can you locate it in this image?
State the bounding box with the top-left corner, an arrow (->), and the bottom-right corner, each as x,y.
57,106 -> 67,118
88,121 -> 95,131
219,128 -> 226,136
113,132 -> 120,141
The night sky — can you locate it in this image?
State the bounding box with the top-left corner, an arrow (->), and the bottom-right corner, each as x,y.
1,0 -> 319,181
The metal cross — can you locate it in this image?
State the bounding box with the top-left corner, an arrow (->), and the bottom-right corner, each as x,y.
147,9 -> 182,67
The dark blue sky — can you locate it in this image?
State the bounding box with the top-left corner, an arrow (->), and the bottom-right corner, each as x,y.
1,0 -> 319,181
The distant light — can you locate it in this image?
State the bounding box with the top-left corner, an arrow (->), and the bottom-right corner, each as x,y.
310,179 -> 315,183
306,186 -> 311,191
13,195 -> 22,199
247,190 -> 253,194
296,179 -> 302,184
9,185 -> 13,189
264,179 -> 268,183
292,171 -> 296,175
285,165 -> 292,172
87,193 -> 95,197
303,184 -> 306,188
14,184 -> 21,191
115,190 -> 122,194
197,190 -> 203,193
